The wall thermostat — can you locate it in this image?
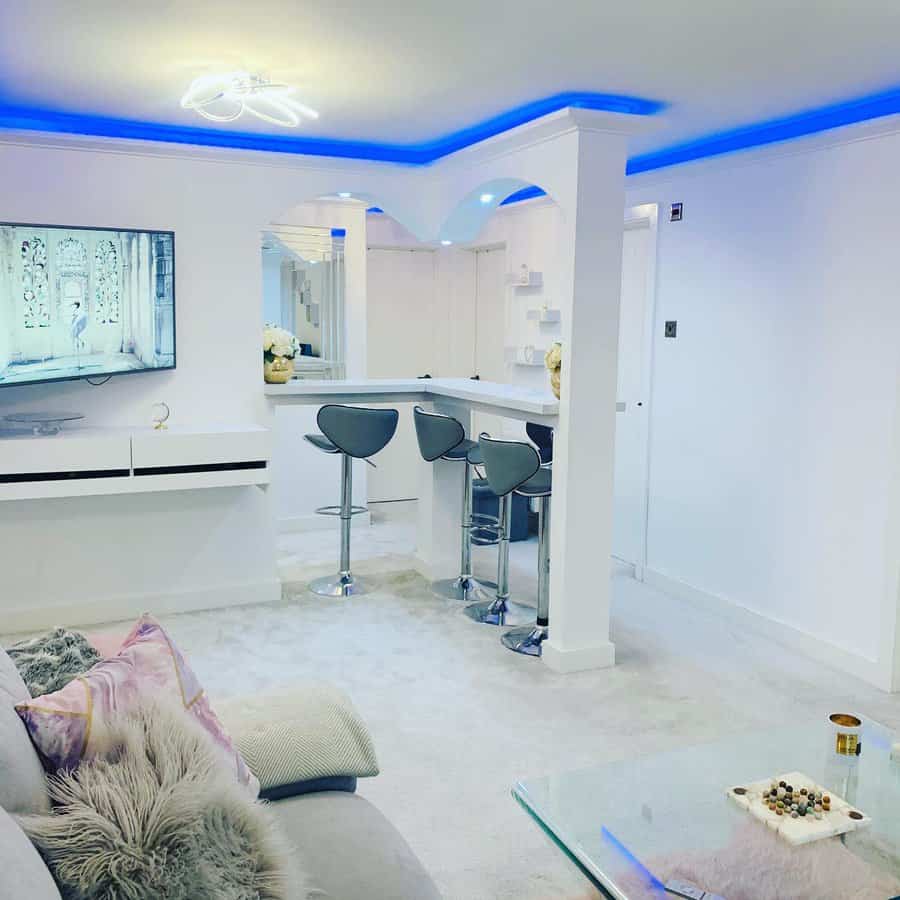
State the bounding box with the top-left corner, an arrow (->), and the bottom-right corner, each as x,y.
670,202 -> 683,222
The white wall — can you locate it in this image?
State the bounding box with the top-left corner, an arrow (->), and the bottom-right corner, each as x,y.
369,127 -> 900,690
626,123 -> 900,688
0,137 -> 402,627
365,199 -> 564,439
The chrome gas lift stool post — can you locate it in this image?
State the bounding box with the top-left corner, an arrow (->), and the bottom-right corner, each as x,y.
496,420 -> 553,653
463,434 -> 544,627
412,406 -> 498,602
304,404 -> 399,597
500,461 -> 551,656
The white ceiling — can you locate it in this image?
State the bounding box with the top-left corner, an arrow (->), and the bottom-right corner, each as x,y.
1,0 -> 899,157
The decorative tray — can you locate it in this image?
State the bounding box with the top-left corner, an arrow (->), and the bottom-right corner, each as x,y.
727,771 -> 870,845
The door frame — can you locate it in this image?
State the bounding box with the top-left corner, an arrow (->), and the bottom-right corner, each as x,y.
620,203 -> 659,580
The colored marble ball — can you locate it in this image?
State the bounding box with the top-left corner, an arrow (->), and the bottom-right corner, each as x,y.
763,781 -> 829,820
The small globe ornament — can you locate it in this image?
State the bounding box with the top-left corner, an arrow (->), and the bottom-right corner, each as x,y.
151,402 -> 170,431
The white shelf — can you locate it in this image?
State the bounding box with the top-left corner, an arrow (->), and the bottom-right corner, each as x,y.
526,307 -> 560,323
0,424 -> 270,502
506,346 -> 549,366
506,268 -> 543,288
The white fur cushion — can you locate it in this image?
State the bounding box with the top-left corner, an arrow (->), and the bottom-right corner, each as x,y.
17,700 -> 303,900
215,684 -> 379,791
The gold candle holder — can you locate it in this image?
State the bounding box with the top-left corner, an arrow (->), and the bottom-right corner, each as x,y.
829,713 -> 862,757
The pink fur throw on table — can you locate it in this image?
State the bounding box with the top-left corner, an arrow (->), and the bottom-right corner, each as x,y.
15,613 -> 258,796
612,821 -> 900,900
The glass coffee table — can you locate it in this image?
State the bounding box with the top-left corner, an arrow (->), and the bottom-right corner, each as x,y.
514,717 -> 900,899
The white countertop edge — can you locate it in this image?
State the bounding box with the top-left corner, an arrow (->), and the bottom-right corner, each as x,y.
264,377 -> 559,416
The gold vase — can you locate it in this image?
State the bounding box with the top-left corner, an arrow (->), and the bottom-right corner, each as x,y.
550,368 -> 561,399
264,356 -> 295,384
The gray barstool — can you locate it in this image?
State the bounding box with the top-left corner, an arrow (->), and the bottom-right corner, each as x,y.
463,434 -> 545,628
304,404 -> 399,597
413,406 -> 498,601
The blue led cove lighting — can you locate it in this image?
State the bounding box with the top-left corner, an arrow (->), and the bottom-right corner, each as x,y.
627,85 -> 900,175
3,84 -> 900,177
500,185 -> 548,206
0,91 -> 663,166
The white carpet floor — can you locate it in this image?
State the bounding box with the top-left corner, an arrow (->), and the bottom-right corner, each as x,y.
14,501 -> 900,899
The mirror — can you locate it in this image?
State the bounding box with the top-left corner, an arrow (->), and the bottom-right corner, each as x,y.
261,224 -> 345,379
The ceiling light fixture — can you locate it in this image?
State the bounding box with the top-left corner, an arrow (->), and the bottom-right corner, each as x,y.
337,192 -> 352,199
480,193 -> 495,204
441,240 -> 453,246
180,72 -> 319,128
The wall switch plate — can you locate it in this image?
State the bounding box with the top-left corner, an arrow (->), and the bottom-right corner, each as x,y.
670,202 -> 683,222
665,320 -> 678,338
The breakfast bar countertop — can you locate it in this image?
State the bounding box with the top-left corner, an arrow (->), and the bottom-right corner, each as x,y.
264,377 -> 560,419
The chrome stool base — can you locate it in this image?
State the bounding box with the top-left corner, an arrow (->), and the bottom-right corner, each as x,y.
309,572 -> 372,598
432,575 -> 497,603
501,624 -> 547,657
463,596 -> 533,627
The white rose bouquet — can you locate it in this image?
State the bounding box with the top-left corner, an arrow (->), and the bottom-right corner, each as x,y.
263,324 -> 301,362
545,341 -> 562,399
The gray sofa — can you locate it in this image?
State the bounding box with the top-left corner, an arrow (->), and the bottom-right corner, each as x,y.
0,646 -> 440,900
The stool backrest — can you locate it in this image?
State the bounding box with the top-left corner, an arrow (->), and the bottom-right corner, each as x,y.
317,404 -> 399,459
525,422 -> 553,464
478,434 -> 541,497
412,406 -> 465,461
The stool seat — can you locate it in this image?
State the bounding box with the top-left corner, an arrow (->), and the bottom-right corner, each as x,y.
514,468 -> 552,497
443,438 -> 482,464
305,433 -> 339,454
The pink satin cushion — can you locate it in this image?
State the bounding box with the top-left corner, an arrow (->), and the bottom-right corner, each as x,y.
15,614 -> 259,796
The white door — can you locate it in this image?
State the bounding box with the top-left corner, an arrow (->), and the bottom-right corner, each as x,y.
472,246 -> 507,439
366,248 -> 436,503
612,218 -> 654,568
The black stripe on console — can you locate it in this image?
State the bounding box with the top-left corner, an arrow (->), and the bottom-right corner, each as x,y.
0,469 -> 130,483
133,460 -> 267,476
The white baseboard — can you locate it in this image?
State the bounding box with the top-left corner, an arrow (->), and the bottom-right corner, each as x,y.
278,511 -> 371,534
643,568 -> 891,692
1,578 -> 283,636
542,639 -> 616,673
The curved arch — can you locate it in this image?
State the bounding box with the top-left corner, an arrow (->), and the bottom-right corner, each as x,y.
437,178 -> 556,244
265,185 -> 433,242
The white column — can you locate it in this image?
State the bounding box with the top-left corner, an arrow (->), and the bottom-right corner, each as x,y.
542,127 -> 631,674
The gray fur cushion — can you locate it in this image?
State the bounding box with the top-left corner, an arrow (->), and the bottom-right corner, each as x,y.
17,700 -> 304,900
6,628 -> 100,697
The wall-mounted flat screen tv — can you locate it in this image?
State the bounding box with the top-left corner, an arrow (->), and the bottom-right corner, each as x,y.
0,222 -> 175,388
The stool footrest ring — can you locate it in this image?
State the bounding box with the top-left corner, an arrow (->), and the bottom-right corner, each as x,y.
314,504 -> 369,517
470,512 -> 500,527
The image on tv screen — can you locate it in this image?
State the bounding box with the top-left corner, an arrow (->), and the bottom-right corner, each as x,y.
0,223 -> 175,387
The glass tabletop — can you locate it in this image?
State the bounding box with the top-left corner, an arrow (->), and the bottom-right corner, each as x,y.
513,717 -> 900,900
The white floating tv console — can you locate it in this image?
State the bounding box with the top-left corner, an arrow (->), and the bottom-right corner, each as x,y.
0,424 -> 270,502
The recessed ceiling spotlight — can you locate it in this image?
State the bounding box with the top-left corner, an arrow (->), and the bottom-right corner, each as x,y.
180,72 -> 319,128
441,240 -> 453,246
337,192 -> 352,199
480,193 -> 495,204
